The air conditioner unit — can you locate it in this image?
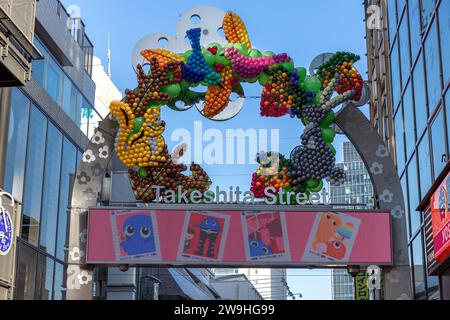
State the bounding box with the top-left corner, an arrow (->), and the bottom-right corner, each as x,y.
0,0 -> 40,87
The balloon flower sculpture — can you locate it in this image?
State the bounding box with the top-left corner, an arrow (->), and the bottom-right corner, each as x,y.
109,11 -> 364,203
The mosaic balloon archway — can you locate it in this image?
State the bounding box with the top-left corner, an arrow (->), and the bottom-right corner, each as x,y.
67,6 -> 412,300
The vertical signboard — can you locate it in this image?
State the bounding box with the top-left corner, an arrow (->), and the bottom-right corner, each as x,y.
354,272 -> 369,300
430,172 -> 450,264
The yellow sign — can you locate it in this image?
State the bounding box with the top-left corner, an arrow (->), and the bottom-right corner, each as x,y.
355,272 -> 369,300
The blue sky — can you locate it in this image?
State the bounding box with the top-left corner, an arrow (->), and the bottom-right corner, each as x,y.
62,0 -> 368,300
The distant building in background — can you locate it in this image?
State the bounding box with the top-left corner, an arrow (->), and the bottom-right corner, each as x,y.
212,274 -> 263,300
330,141 -> 375,300
82,56 -> 122,138
214,268 -> 288,300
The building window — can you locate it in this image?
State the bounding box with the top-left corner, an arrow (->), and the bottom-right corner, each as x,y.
36,256 -> 55,300
53,262 -> 67,300
22,107 -> 48,247
391,38 -> 402,110
439,0 -> 450,87
409,0 -> 422,62
4,89 -> 30,202
15,242 -> 38,300
394,105 -> 406,174
56,139 -> 77,261
403,82 -> 416,158
387,0 -> 398,48
431,108 -> 448,179
417,132 -> 433,196
420,0 -> 435,30
412,232 -> 426,299
399,13 -> 411,88
47,57 -> 63,106
413,54 -> 428,136
424,21 -> 442,111
39,123 -> 63,256
401,174 -> 411,240
407,154 -> 421,235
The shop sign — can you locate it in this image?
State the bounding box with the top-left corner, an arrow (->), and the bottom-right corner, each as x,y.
354,271 -> 369,300
430,172 -> 450,263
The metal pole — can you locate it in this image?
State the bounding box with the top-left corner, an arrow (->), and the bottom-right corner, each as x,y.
0,87 -> 12,189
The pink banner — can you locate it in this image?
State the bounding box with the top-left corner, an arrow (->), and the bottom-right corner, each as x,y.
87,209 -> 392,266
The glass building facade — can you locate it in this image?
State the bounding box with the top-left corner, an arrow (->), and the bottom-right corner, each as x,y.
366,0 -> 450,299
0,0 -> 95,300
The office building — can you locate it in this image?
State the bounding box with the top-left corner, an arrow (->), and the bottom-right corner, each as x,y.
0,0 -> 97,300
364,0 -> 449,299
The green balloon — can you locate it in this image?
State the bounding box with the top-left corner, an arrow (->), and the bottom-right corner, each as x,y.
180,80 -> 192,89
203,51 -> 216,66
233,43 -> 249,56
327,143 -> 337,156
247,76 -> 258,83
308,180 -> 324,193
183,50 -> 193,59
133,117 -> 145,133
249,49 -> 262,58
258,73 -> 270,86
304,76 -> 322,93
312,91 -> 322,104
322,128 -> 336,143
280,61 -> 294,73
263,51 -> 275,57
138,168 -> 148,179
306,179 -> 320,189
296,67 -> 307,82
319,111 -> 336,128
161,84 -> 181,98
215,55 -> 231,66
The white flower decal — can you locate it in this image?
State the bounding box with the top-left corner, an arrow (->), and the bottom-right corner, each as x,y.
375,145 -> 389,158
99,146 -> 109,159
379,189 -> 394,203
82,149 -> 96,163
391,205 -> 405,219
69,247 -> 85,262
370,162 -> 384,175
92,131 -> 105,145
78,271 -> 92,285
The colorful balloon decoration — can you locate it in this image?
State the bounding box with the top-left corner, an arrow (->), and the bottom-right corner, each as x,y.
110,11 -> 364,203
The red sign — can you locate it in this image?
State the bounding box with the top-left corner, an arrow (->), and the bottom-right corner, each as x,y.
431,174 -> 450,263
86,208 -> 392,267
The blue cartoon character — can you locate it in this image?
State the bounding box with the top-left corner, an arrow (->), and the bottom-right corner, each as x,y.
194,217 -> 222,258
120,215 -> 156,256
248,238 -> 273,257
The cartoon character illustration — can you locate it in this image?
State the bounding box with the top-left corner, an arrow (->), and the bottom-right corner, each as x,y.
120,215 -> 156,256
194,217 -> 222,258
325,240 -> 347,260
312,212 -> 343,252
184,228 -> 195,251
248,238 -> 273,257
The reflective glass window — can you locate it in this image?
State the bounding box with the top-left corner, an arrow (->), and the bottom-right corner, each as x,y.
56,139 -> 77,261
32,38 -> 47,87
388,0 -> 398,47
39,123 -> 63,255
408,154 -> 421,234
439,0 -> 450,87
401,174 -> 410,240
413,55 -> 428,136
395,106 -> 406,174
399,13 -> 411,87
22,106 -> 47,246
14,243 -> 37,300
53,263 -> 66,300
425,21 -> 442,111
403,82 -> 416,158
409,0 -> 422,61
418,132 -> 433,196
36,256 -> 54,300
47,57 -> 63,106
421,0 -> 435,29
4,89 -> 30,202
431,108 -> 447,179
412,233 -> 426,299
391,39 -> 402,110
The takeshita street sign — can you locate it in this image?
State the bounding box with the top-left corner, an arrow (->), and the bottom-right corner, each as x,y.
67,6 -> 412,300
